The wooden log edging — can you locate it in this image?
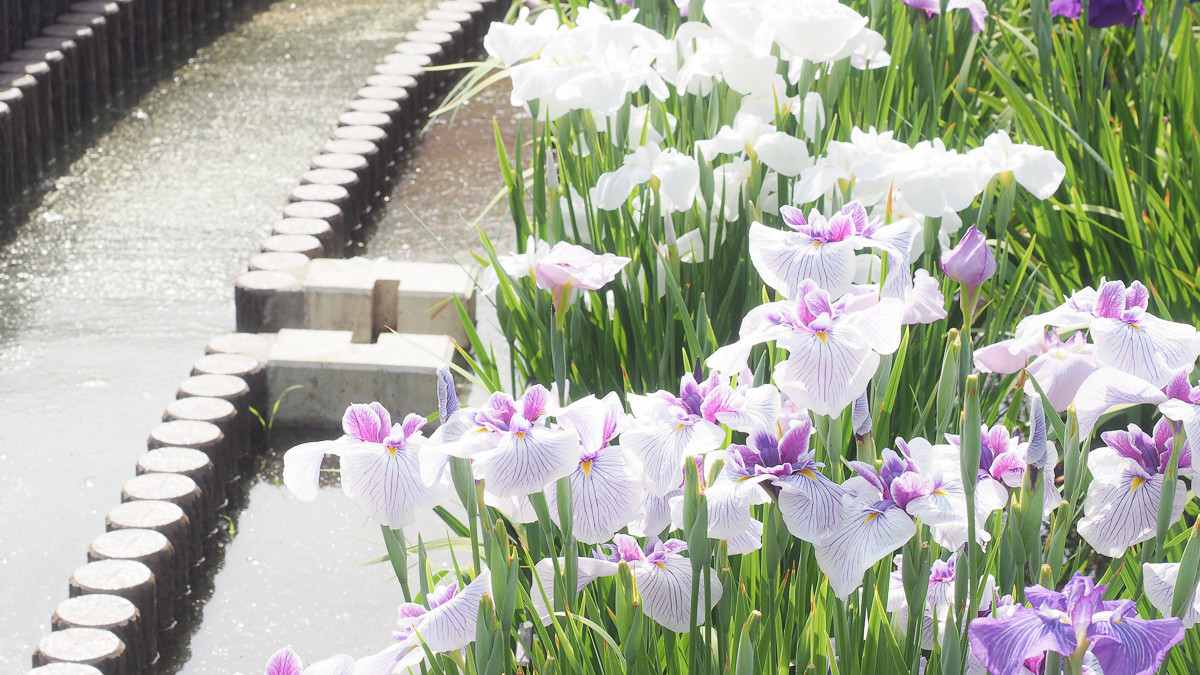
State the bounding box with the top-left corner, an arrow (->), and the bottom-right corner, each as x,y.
25,2 -> 505,670
0,0 -> 256,218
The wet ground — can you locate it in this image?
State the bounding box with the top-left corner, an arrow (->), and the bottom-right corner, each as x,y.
0,0 -> 463,668
176,77 -> 525,675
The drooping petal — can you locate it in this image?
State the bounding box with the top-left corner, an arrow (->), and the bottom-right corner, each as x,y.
531,557 -> 620,624
282,439 -> 356,502
703,383 -> 780,432
841,297 -> 904,355
634,555 -> 723,632
415,569 -> 492,653
748,223 -> 858,299
592,164 -> 652,210
474,427 -> 582,498
351,640 -> 423,675
1077,471 -> 1187,558
967,608 -> 1078,675
1025,348 -> 1097,413
726,518 -> 765,555
774,469 -> 847,543
974,339 -> 1040,375
1072,368 -> 1167,437
1087,613 -> 1186,675
266,648 -> 304,675
339,444 -> 448,528
628,487 -> 679,537
776,330 -> 880,418
1091,315 -> 1200,388
815,501 -> 917,599
1143,562 -> 1200,628
623,420 -> 726,496
548,446 -> 644,545
703,470 -> 770,539
1159,399 -> 1200,469
753,131 -> 812,177
304,655 -> 355,675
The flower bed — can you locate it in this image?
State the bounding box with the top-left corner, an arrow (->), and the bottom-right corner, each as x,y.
264,2 -> 1200,675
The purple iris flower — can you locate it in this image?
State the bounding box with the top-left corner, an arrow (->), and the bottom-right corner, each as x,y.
968,573 -> 1184,675
1077,420 -> 1190,557
711,419 -> 846,544
814,446 -> 926,599
355,570 -> 493,675
535,535 -> 722,633
749,200 -> 919,300
281,403 -> 450,528
429,386 -> 582,498
623,369 -> 779,497
1012,279 -> 1200,391
1050,0 -> 1144,28
707,278 -> 904,417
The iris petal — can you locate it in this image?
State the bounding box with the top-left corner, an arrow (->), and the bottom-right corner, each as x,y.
634,555 -> 723,632
1078,469 -> 1186,557
774,470 -> 846,544
748,223 -> 858,299
474,427 -> 581,498
1072,368 -> 1166,437
967,608 -> 1077,675
815,501 -> 917,599
1142,562 -> 1200,629
416,570 -> 492,653
282,439 -> 356,502
776,328 -> 880,418
1087,613 -> 1185,675
548,446 -> 643,544
623,420 -> 725,496
265,647 -> 304,675
339,443 -> 447,528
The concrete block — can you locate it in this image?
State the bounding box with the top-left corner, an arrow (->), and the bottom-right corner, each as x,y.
390,260 -> 475,346
300,258 -> 474,345
266,329 -> 454,427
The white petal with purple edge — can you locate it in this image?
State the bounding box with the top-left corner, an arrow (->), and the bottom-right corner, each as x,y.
703,474 -> 767,539
623,420 -> 725,496
548,446 -> 643,544
282,439 -> 357,502
748,223 -> 858,298
776,330 -> 880,418
1078,471 -> 1187,557
416,569 -> 491,653
339,445 -> 447,528
1143,562 -> 1200,628
815,502 -> 917,599
774,470 -> 847,544
475,427 -> 581,498
303,655 -> 355,675
634,556 -> 723,632
726,519 -> 765,555
532,557 -> 620,624
1091,315 -> 1200,388
1072,367 -> 1167,437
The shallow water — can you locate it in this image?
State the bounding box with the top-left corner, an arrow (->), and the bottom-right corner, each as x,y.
0,0 -> 438,668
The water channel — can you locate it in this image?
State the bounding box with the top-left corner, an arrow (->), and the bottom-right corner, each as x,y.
0,0 -> 519,669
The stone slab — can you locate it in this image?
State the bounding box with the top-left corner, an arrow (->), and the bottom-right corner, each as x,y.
266,329 -> 455,427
